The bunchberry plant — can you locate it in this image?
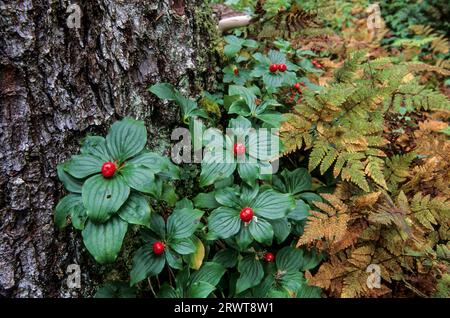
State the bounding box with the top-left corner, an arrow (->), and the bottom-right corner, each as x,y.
205,185 -> 295,247
130,199 -> 204,285
55,118 -> 180,263
200,116 -> 279,187
251,50 -> 298,89
157,262 -> 226,298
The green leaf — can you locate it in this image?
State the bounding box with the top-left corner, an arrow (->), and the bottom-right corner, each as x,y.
256,112 -> 284,128
238,160 -> 260,186
253,52 -> 270,65
281,271 -> 304,292
166,208 -> 203,240
267,288 -> 291,298
157,284 -> 180,298
149,83 -> 177,100
170,237 -> 196,255
82,216 -> 128,264
298,192 -> 323,205
71,203 -> 88,230
214,175 -> 235,189
140,229 -> 159,245
106,118 -> 147,162
130,246 -> 166,285
208,207 -> 241,239
297,283 -> 322,298
200,150 -> 236,187
117,192 -> 151,227
127,152 -> 176,176
251,64 -> 268,78
165,249 -> 183,270
239,185 -> 259,206
249,218 -> 273,245
243,39 -> 259,48
228,86 -> 257,112
228,100 -> 251,116
162,183 -> 179,206
82,174 -> 130,223
95,282 -> 136,298
187,281 -> 216,298
54,194 -> 83,229
300,249 -> 323,271
270,218 -> 291,243
186,236 -> 205,270
263,73 -> 284,88
252,190 -> 294,220
175,198 -> 194,210
228,114 -> 253,133
179,97 -> 209,122
288,200 -> 310,221
268,50 -> 286,64
235,226 -> 253,250
253,274 -> 275,298
193,192 -> 220,209
57,164 -> 83,193
64,155 -> 103,179
190,262 -> 226,287
247,128 -> 279,161
212,249 -> 239,268
120,164 -> 155,194
224,35 -> 245,57
214,187 -> 241,209
281,168 -> 312,195
276,247 -> 303,272
236,256 -> 264,294
80,136 -> 111,161
149,213 -> 166,239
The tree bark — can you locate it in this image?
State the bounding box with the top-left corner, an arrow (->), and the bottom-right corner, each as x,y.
0,0 -> 219,297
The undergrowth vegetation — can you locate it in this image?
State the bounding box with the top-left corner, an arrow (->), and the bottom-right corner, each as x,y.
55,0 -> 449,298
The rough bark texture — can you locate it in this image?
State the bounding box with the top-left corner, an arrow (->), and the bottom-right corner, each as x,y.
0,0 -> 219,297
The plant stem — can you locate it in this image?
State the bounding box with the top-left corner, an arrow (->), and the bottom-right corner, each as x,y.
148,278 -> 157,298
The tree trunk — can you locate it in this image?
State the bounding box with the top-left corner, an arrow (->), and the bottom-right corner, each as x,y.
0,0 -> 219,297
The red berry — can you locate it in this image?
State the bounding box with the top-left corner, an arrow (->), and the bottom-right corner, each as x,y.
294,82 -> 301,90
152,241 -> 165,255
233,143 -> 246,156
234,68 -> 239,75
264,252 -> 275,262
300,81 -> 306,86
101,161 -> 116,178
269,64 -> 278,73
278,64 -> 287,72
240,207 -> 254,222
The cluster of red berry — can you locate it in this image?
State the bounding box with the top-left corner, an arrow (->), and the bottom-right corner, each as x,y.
269,63 -> 287,73
312,60 -> 322,69
294,81 -> 306,92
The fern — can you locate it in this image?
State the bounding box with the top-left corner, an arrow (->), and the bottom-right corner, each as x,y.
299,189 -> 450,297
281,50 -> 449,192
409,24 -> 449,54
384,152 -> 416,193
